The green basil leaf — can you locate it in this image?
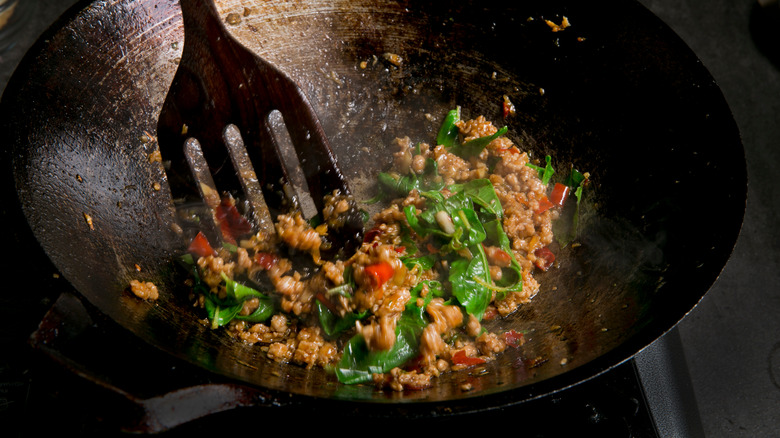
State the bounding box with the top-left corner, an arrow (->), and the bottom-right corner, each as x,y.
377,172 -> 411,198
235,302 -> 275,323
404,280 -> 444,327
399,232 -> 419,256
336,317 -> 422,385
317,300 -> 367,337
378,158 -> 444,200
404,205 -> 447,239
209,273 -> 276,324
204,296 -> 243,329
436,107 -> 461,147
482,219 -> 523,295
526,155 -> 555,185
402,254 -> 436,272
565,168 -> 586,188
450,125 -> 508,158
449,178 -> 504,218
419,158 -> 446,192
446,208 -> 486,251
449,246 -> 492,321
555,168 -> 588,248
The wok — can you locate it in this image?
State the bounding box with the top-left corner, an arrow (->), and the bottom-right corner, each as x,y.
1,0 -> 745,425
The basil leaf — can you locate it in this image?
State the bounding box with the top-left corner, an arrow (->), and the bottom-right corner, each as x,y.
404,205 -> 447,239
204,296 -> 244,329
565,168 -> 586,188
225,274 -> 265,301
179,254 -> 211,297
317,300 -> 367,337
377,158 -> 445,199
326,284 -> 353,297
449,245 -> 493,321
205,273 -> 276,325
526,155 -> 555,185
399,232 -> 419,256
482,218 -> 523,294
405,280 -> 444,328
402,254 -> 436,272
419,158 -> 446,192
436,107 -> 461,147
450,125 -> 508,158
446,207 -> 486,251
378,172 -> 413,198
336,316 -> 422,385
236,302 -> 275,323
448,178 -> 504,218
555,168 -> 588,247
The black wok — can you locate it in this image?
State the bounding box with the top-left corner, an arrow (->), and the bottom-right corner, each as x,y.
1,0 -> 745,425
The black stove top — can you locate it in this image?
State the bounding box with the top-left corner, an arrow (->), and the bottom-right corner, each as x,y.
2,0 -> 779,436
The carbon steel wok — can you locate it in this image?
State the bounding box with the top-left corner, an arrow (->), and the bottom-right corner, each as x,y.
2,0 -> 745,417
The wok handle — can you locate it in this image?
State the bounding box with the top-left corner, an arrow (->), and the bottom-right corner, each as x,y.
633,328 -> 705,438
128,383 -> 269,433
29,291 -> 296,434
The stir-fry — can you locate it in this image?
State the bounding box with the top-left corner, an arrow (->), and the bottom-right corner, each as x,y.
132,108 -> 588,390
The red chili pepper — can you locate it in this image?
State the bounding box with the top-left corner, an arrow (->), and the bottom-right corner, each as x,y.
536,196 -> 554,214
254,252 -> 279,270
549,182 -> 570,207
187,231 -> 216,258
503,330 -> 525,348
363,227 -> 382,243
534,246 -> 556,271
216,196 -> 252,244
364,261 -> 394,290
315,292 -> 339,315
451,350 -> 486,366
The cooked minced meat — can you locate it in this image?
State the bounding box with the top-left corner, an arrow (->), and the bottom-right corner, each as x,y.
166,109 -> 583,391
129,279 -> 159,301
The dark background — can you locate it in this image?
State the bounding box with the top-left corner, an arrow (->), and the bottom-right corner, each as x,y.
1,0 -> 778,436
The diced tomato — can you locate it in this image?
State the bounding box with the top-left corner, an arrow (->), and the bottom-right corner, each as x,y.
534,246 -> 556,271
254,252 -> 279,270
451,350 -> 486,366
215,196 -> 252,244
364,261 -> 394,290
536,196 -> 554,214
549,183 -> 570,207
187,231 -> 216,258
503,330 -> 525,348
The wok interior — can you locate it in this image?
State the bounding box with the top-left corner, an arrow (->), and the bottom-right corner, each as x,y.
6,0 -> 745,405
